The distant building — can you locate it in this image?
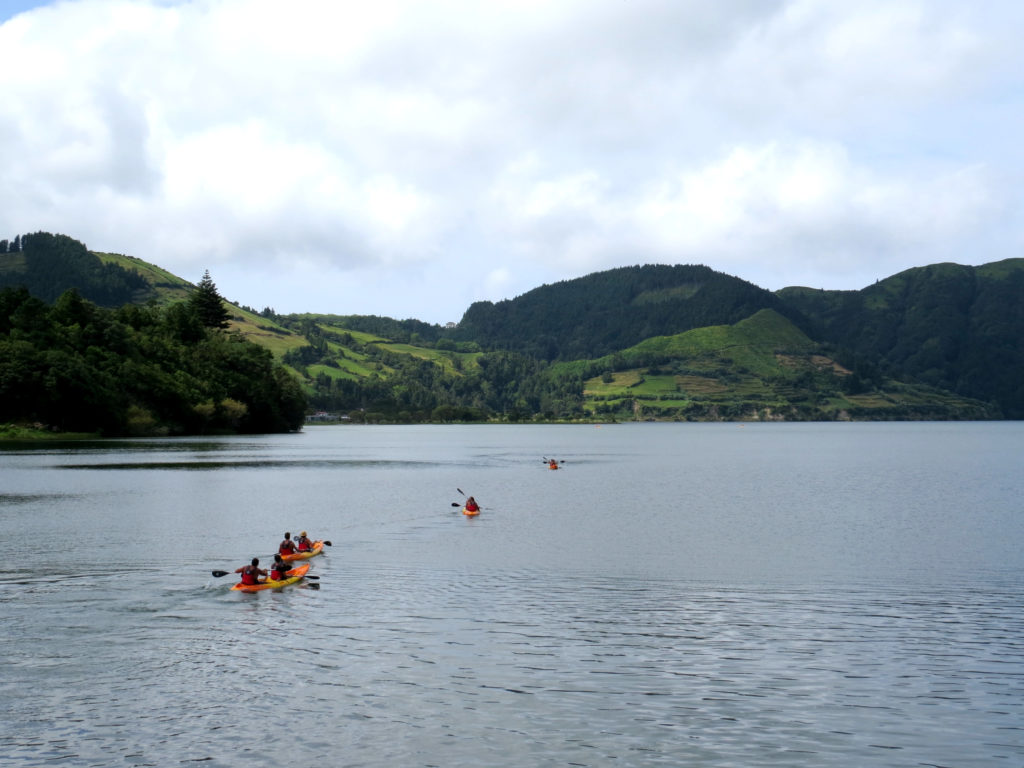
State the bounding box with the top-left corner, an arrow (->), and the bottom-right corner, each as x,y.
305,411 -> 351,423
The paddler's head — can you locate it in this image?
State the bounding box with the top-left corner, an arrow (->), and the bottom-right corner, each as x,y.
251,557 -> 259,566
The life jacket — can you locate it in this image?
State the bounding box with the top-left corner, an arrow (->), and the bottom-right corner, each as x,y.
465,501 -> 479,512
297,538 -> 312,552
279,541 -> 295,555
240,566 -> 259,585
270,568 -> 287,581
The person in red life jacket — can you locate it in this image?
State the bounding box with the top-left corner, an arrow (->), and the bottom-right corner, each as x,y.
269,554 -> 290,581
295,531 -> 313,552
548,459 -> 559,470
279,532 -> 297,557
464,496 -> 480,513
235,557 -> 267,586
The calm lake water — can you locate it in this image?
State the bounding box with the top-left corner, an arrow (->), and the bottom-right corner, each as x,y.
1,422 -> 1022,767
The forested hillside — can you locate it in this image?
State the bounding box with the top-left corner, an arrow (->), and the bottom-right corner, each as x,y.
1,231 -> 1018,428
452,264 -> 806,361
0,232 -> 152,306
0,284 -> 306,436
777,259 -> 1024,418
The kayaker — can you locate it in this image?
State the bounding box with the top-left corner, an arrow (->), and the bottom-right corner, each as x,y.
295,531 -> 313,552
464,496 -> 480,513
235,557 -> 267,586
269,554 -> 290,581
279,532 -> 297,557
548,459 -> 559,470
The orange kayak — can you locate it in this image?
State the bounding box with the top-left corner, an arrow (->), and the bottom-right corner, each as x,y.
462,506 -> 480,517
281,540 -> 324,562
231,563 -> 310,592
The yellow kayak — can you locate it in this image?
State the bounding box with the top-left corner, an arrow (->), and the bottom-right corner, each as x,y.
231,563 -> 310,592
281,540 -> 325,562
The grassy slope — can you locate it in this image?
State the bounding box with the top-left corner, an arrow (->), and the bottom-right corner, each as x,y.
313,318 -> 481,375
96,251 -> 308,358
95,252 -> 192,302
554,309 -> 990,420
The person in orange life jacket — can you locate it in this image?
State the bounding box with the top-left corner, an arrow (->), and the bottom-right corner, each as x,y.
279,532 -> 297,557
548,459 -> 558,469
464,496 -> 480,513
235,557 -> 267,586
269,554 -> 290,581
295,531 -> 313,552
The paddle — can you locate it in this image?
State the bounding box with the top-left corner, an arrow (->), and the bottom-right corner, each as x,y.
456,489 -> 482,504
212,570 -> 319,579
543,457 -> 564,464
454,488 -> 483,513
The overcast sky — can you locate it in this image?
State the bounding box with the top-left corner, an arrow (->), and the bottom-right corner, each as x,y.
1,0 -> 1021,324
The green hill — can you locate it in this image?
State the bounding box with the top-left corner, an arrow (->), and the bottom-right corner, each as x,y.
0,231 -> 1016,424
776,259 -> 1024,418
0,233 -> 151,306
451,263 -> 806,361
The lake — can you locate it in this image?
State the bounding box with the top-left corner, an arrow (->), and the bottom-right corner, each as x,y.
1,422 -> 1022,766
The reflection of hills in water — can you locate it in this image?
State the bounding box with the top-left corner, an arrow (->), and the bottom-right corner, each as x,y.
0,493 -> 72,505
59,459 -> 439,470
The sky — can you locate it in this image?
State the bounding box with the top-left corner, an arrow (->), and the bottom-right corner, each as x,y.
1,0 -> 1022,325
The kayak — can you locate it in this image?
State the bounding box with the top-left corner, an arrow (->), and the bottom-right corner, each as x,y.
281,539 -> 324,562
232,563 -> 310,592
462,506 -> 480,517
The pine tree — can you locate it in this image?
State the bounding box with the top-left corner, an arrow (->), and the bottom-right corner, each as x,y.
188,269 -> 231,329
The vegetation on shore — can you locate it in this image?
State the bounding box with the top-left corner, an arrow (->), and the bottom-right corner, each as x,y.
0,279 -> 306,437
1,231 -> 1019,432
0,422 -> 98,440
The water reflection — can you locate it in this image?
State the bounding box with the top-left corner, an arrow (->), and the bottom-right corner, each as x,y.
59,459 -> 441,470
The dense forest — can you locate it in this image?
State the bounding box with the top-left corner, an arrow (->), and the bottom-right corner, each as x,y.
778,259 -> 1024,419
0,232 -> 152,306
297,345 -> 583,423
0,284 -> 306,436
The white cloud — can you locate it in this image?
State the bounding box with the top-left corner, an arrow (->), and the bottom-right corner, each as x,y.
483,139 -> 999,290
0,0 -> 1022,321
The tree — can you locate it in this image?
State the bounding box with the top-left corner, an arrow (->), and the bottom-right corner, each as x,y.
189,269 -> 231,329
